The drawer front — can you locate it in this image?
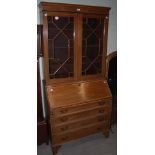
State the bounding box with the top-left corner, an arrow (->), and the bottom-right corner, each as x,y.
52,123 -> 108,145
52,115 -> 109,134
51,99 -> 112,117
51,107 -> 110,125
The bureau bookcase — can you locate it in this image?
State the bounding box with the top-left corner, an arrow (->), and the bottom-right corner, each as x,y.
39,2 -> 112,155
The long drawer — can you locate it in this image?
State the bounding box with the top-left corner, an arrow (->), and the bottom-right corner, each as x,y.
52,123 -> 108,145
51,106 -> 110,125
52,115 -> 109,134
51,99 -> 112,117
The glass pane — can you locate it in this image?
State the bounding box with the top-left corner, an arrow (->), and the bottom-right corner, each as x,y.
48,16 -> 74,79
82,17 -> 104,75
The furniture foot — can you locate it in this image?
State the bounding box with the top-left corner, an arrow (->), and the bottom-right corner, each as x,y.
52,145 -> 61,155
103,130 -> 109,138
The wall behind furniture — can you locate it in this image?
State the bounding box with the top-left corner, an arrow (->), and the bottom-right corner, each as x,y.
37,0 -> 117,54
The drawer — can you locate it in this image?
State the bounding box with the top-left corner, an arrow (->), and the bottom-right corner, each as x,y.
52,115 -> 109,134
51,107 -> 110,125
52,123 -> 108,145
51,99 -> 112,117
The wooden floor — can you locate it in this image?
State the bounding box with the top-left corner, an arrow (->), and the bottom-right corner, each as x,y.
37,124 -> 117,155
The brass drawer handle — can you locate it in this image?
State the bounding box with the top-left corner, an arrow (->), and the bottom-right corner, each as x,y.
61,126 -> 68,131
77,8 -> 81,11
98,100 -> 106,105
62,136 -> 68,141
60,109 -> 68,113
99,109 -> 104,113
60,117 -> 68,122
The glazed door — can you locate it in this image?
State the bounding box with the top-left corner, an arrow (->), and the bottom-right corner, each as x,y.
43,12 -> 77,83
81,15 -> 105,77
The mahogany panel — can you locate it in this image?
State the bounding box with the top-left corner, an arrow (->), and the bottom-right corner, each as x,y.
52,99 -> 111,117
51,107 -> 111,125
52,123 -> 109,145
52,116 -> 108,134
39,2 -> 111,15
46,80 -> 112,108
